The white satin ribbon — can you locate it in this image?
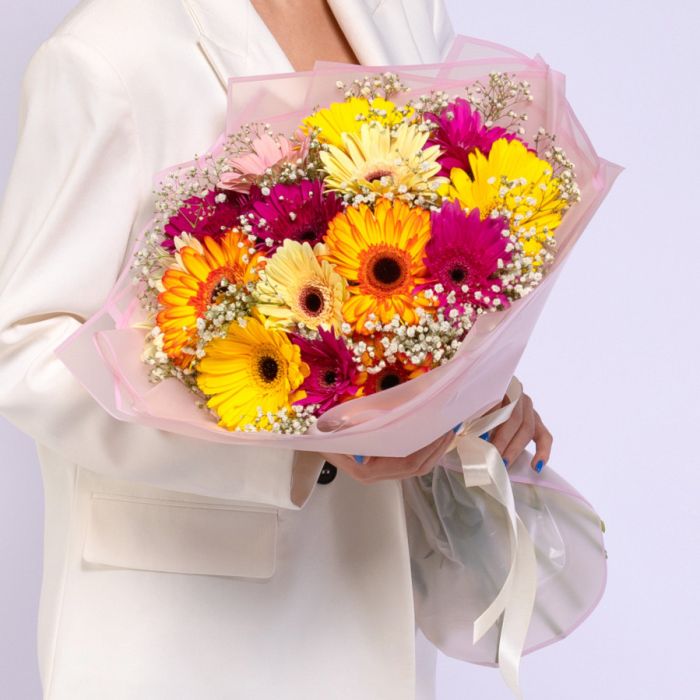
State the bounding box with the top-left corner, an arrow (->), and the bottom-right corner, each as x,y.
444,377 -> 537,699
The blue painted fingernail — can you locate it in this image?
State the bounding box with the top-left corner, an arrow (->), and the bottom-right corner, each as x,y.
535,460 -> 544,473
353,455 -> 365,464
503,458 -> 509,468
452,423 -> 462,433
479,432 -> 490,441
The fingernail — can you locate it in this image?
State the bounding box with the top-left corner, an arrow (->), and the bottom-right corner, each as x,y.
503,458 -> 509,468
452,423 -> 462,434
353,455 -> 365,464
535,460 -> 544,473
479,432 -> 490,441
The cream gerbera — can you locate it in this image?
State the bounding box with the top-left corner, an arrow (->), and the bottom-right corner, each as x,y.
322,197 -> 435,333
254,240 -> 347,333
302,96 -> 412,148
196,313 -> 309,431
443,138 -> 567,260
320,122 -> 446,202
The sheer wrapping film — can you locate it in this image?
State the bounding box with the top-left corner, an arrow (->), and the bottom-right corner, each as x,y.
403,450 -> 606,665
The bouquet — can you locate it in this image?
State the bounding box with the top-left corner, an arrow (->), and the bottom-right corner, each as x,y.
56,36 -> 620,696
132,70 -> 581,436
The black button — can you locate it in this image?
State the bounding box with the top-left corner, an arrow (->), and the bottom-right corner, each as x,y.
317,461 -> 337,485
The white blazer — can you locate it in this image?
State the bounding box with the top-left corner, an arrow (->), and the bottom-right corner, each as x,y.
0,1 -> 455,698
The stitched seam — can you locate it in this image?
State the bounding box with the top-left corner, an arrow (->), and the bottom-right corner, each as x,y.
90,491 -> 279,514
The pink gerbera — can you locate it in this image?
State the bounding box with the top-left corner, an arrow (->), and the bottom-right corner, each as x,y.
248,180 -> 344,252
292,329 -> 361,413
423,201 -> 512,310
218,133 -> 309,193
162,189 -> 249,252
425,98 -> 522,178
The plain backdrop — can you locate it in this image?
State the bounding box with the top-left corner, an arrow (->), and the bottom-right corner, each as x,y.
0,1 -> 697,698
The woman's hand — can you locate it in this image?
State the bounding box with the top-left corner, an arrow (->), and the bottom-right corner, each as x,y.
322,384 -> 552,484
320,429 -> 456,485
488,389 -> 553,473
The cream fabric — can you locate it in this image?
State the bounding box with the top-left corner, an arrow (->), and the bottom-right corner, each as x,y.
0,1 -> 456,698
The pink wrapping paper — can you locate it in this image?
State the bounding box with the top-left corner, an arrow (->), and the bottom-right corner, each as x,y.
55,37 -> 622,457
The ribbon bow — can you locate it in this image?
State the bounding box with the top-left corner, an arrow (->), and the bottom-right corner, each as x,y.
445,377 -> 537,699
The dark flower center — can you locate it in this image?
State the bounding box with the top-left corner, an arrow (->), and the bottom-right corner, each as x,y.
379,372 -> 402,391
259,356 -> 279,383
362,246 -> 410,295
298,228 -> 318,241
322,370 -> 338,386
373,257 -> 402,286
449,266 -> 467,284
210,279 -> 229,303
300,286 -> 324,316
365,169 -> 393,183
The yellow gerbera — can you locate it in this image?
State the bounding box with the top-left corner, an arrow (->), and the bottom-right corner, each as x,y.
322,197 -> 435,334
320,122 -> 445,201
157,230 -> 261,367
196,314 -> 309,431
302,96 -> 412,148
254,240 -> 347,333
442,138 -> 566,259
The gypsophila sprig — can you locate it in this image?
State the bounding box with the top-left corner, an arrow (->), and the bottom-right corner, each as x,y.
335,72 -> 410,101
463,72 -> 534,132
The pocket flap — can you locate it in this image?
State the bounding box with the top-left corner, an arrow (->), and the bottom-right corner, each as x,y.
83,493 -> 278,579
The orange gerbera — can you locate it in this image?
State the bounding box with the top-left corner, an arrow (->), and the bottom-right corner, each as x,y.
156,230 -> 261,367
358,359 -> 430,395
322,198 -> 435,334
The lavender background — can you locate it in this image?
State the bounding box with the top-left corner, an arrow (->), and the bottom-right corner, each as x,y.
0,1 -> 697,698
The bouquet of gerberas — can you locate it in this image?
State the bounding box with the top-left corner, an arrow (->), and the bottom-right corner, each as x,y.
131,71 -> 580,435
56,37 -> 620,695
57,40 -> 618,456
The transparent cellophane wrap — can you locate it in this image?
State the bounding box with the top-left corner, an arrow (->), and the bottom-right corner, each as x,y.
404,447 -> 607,665
55,36 -> 620,669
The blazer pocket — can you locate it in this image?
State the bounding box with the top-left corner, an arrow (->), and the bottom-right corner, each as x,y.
82,492 -> 278,579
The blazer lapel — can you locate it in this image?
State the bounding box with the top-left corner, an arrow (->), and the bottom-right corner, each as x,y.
181,0 -> 433,91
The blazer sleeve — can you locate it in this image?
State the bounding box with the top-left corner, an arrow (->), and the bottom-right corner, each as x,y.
0,34 -> 324,509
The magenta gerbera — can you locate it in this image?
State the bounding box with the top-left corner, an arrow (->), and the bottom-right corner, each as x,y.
425,98 -> 522,178
247,180 -> 343,252
162,189 -> 249,251
292,329 -> 360,412
423,201 -> 512,311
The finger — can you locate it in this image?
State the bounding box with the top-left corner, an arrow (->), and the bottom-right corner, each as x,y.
360,430 -> 455,483
325,427 -> 456,484
328,448 -> 423,484
501,398 -> 536,466
405,431 -> 456,479
530,411 -> 553,472
490,397 -> 525,463
320,453 -> 376,484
